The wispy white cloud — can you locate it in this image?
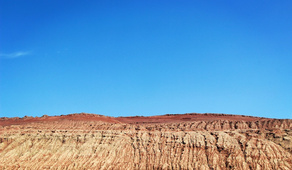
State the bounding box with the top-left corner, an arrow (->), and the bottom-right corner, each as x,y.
0,51 -> 31,59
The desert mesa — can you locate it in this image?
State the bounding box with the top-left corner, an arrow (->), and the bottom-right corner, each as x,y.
0,113 -> 291,169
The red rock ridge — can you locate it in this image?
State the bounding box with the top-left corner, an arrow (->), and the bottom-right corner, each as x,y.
0,113 -> 291,169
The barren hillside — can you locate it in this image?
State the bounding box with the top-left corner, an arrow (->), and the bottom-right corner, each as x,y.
0,113 -> 291,169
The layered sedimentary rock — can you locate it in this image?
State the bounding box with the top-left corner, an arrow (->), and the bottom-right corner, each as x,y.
0,113 -> 291,169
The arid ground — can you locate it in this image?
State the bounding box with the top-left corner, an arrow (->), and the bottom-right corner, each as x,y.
0,113 -> 291,169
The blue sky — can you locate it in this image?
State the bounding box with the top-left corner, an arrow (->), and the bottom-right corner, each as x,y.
0,0 -> 291,119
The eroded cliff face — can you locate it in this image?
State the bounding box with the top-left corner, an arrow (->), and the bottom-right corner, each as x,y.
0,113 -> 291,169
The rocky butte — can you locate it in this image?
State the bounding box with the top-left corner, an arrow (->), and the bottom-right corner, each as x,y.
0,113 -> 291,169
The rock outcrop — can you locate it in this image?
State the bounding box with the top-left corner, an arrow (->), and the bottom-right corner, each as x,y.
0,113 -> 291,169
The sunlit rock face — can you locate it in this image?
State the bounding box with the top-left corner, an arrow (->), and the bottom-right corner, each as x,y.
0,113 -> 291,169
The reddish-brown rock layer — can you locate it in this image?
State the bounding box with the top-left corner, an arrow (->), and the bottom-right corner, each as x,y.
0,113 -> 291,169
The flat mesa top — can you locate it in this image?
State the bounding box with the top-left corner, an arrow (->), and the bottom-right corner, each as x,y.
0,113 -> 275,126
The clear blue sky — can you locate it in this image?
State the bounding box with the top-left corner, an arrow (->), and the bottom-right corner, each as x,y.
0,0 -> 291,119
